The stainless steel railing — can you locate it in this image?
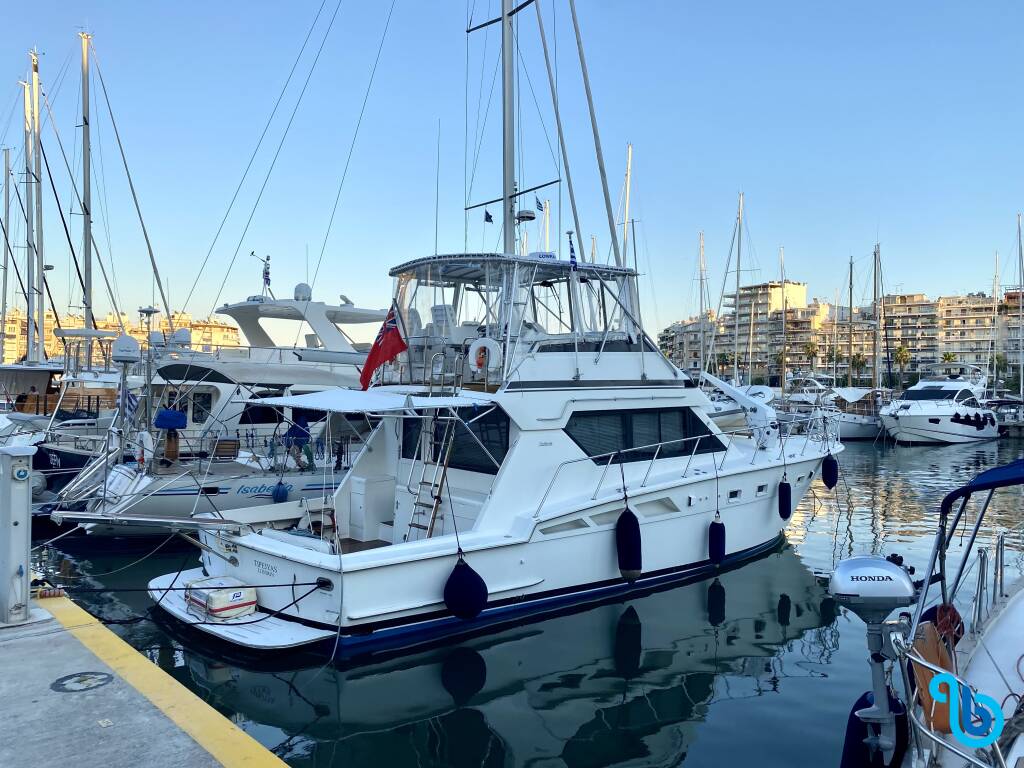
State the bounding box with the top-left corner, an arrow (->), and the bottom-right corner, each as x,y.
534,411 -> 837,519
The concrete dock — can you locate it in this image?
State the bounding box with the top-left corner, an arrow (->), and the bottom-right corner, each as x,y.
0,595 -> 286,768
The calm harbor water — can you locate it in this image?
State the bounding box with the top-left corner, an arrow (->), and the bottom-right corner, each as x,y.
35,440 -> 1024,768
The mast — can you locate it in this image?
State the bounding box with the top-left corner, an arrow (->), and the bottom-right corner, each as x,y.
500,0 -> 515,255
848,255 -> 853,387
991,251 -> 999,396
81,33 -> 94,363
833,289 -> 839,379
780,247 -> 786,398
872,242 -> 880,389
622,143 -> 632,257
21,78 -> 35,364
733,192 -> 743,385
1017,213 -> 1023,402
1,149 -> 9,364
31,50 -> 44,362
698,231 -> 706,373
569,0 -> 621,267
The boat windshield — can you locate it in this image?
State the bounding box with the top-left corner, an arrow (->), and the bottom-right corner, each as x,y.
902,388 -> 956,401
387,253 -> 644,387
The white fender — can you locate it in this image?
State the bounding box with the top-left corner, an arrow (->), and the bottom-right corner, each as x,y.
468,337 -> 503,375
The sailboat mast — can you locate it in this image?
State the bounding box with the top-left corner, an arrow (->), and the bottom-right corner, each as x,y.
1,148 -> 9,364
81,33 -> 94,362
500,0 -> 515,255
31,51 -> 44,362
848,255 -> 853,387
872,243 -> 880,390
622,143 -> 632,257
1017,213 -> 1023,402
733,192 -> 743,385
698,231 -> 706,373
780,247 -> 787,398
21,78 -> 35,363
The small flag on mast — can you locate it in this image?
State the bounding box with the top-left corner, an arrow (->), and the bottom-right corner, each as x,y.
484,209 -> 493,223
535,196 -> 544,212
568,233 -> 578,272
359,305 -> 408,390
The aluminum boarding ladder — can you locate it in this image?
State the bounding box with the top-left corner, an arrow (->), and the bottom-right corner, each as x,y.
404,415 -> 456,541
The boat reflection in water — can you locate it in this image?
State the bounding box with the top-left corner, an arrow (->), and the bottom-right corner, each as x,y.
176,543 -> 836,767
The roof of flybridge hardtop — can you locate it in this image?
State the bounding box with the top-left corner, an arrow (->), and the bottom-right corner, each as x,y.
389,253 -> 638,285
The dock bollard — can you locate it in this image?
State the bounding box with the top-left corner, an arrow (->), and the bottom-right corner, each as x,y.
0,445 -> 37,627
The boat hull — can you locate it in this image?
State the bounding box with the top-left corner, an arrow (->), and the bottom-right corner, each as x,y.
880,412 -> 999,445
153,450 -> 831,653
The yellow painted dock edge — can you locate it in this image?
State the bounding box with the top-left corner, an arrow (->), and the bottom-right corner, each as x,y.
42,595 -> 287,768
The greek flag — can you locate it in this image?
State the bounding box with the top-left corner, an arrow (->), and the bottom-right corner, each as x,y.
569,237 -> 578,271
484,209 -> 493,223
118,388 -> 139,423
262,256 -> 271,288
535,196 -> 544,212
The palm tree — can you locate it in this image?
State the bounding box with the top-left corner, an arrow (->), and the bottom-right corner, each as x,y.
941,351 -> 957,364
850,352 -> 867,385
893,345 -> 911,386
995,352 -> 1008,379
802,341 -> 818,372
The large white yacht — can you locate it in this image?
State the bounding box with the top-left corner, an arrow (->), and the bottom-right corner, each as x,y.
115,1 -> 840,653
132,250 -> 839,652
880,364 -> 998,444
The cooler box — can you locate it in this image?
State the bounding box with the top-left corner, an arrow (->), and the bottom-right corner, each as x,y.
185,576 -> 257,622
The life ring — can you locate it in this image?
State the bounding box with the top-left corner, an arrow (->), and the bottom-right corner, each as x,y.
468,337 -> 503,375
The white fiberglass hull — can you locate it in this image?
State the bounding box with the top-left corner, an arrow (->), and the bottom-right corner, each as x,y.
84,463 -> 343,537
837,413 -> 881,441
880,411 -> 999,445
150,445 -> 835,652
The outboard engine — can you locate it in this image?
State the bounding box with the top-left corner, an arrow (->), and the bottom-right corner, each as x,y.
830,556 -> 917,767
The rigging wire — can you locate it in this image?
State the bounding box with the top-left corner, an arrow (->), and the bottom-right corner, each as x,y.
179,0 -> 330,315
208,0 -> 346,314
90,44 -> 174,326
40,92 -> 125,327
308,0 -> 397,289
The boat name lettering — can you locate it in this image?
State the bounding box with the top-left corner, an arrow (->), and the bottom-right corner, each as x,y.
237,483 -> 292,495
254,559 -> 278,577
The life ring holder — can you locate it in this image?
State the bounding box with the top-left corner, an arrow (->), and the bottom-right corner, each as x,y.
467,338 -> 503,381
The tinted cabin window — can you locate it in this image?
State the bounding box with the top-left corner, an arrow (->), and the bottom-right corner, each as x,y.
565,407 -> 723,463
401,416 -> 423,460
903,388 -> 955,401
292,407 -> 326,424
443,407 -> 510,474
401,407 -> 511,475
239,403 -> 283,424
192,392 -> 213,424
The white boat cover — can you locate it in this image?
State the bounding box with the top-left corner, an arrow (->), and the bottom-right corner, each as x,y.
832,387 -> 877,404
259,387 -> 494,413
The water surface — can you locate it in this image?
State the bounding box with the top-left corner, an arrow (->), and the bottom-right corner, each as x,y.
36,440 -> 1024,767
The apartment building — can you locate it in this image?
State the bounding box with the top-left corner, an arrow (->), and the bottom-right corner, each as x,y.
717,280 -> 807,381
881,293 -> 939,373
936,293 -> 999,369
657,312 -> 716,373
0,307 -> 240,364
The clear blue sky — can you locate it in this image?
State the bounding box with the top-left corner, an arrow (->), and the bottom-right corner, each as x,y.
3,1 -> 1023,341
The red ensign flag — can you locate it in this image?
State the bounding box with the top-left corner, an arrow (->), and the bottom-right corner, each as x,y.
360,306 -> 408,390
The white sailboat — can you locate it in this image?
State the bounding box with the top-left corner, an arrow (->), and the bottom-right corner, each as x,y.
113,0 -> 842,653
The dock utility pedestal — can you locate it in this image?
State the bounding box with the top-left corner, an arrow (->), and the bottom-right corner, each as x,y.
0,445 -> 37,626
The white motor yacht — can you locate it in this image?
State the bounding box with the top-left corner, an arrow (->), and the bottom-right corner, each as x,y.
129,251 -> 841,653
105,1 -> 843,653
880,364 -> 998,444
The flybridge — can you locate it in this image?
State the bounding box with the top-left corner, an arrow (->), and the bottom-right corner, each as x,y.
380,252 -> 675,390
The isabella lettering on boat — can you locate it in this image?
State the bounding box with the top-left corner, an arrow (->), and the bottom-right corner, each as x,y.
237,483 -> 293,495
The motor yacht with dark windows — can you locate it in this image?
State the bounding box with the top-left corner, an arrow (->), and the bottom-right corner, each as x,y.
114,251 -> 842,652
880,363 -> 997,444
